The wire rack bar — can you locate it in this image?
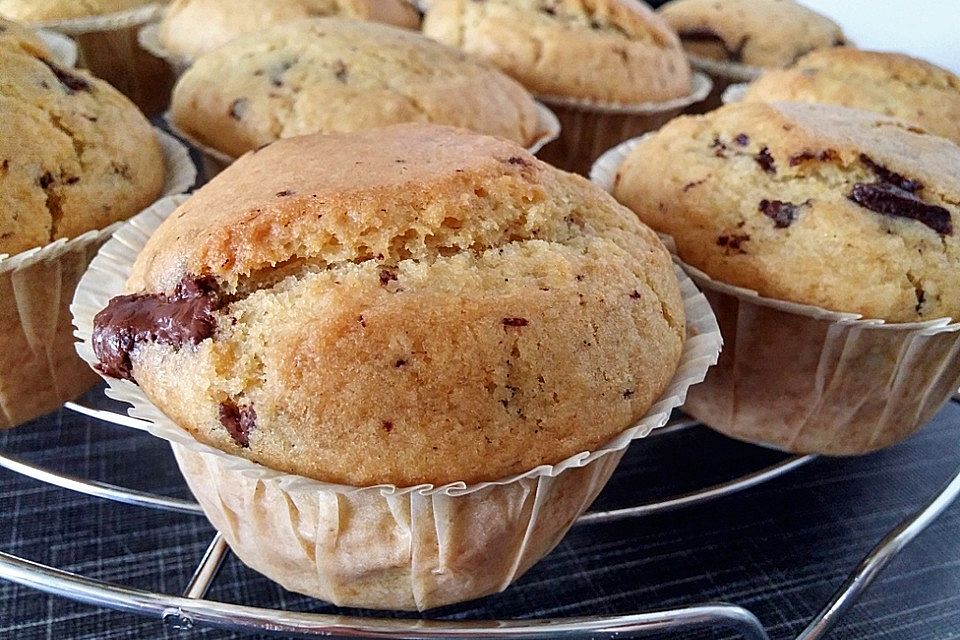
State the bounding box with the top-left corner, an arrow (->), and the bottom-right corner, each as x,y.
0,451 -> 203,515
0,552 -> 770,640
578,455 -> 816,525
796,464 -> 960,640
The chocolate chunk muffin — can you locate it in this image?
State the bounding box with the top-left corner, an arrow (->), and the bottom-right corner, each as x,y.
157,0 -> 420,62
0,38 -> 164,255
743,48 -> 960,146
613,101 -> 960,322
0,0 -> 155,22
658,0 -> 846,68
92,123 -> 685,487
169,18 -> 548,159
422,0 -> 691,103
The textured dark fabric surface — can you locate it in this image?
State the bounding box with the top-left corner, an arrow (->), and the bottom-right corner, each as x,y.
0,388 -> 957,639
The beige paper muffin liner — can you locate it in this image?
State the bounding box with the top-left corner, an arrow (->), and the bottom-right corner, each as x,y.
34,3 -> 173,116
70,195 -> 722,610
592,137 -> 960,456
0,130 -> 195,429
535,72 -> 712,176
165,102 -> 562,182
137,23 -> 192,77
37,29 -> 78,67
721,82 -> 750,105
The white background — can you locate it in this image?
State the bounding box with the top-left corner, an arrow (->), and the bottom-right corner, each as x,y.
798,0 -> 959,72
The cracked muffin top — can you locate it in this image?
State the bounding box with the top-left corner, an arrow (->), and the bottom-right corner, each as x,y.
743,48 -> 960,146
0,39 -> 163,255
0,0 -> 155,22
92,124 -> 685,487
421,0 -> 691,103
613,101 -> 960,322
157,0 -> 420,61
658,0 -> 846,68
169,18 -> 549,159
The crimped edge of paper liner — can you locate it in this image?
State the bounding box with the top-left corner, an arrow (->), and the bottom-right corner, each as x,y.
164,101 -> 563,170
36,28 -> 78,67
688,55 -> 763,83
137,22 -> 192,75
29,3 -> 164,35
590,134 -> 960,333
536,71 -> 712,115
0,129 -> 195,272
721,82 -> 749,105
71,194 -> 722,498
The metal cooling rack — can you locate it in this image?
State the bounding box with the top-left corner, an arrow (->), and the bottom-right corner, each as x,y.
1,396 -> 959,640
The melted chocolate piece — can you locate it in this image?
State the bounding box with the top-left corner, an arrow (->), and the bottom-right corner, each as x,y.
848,183 -> 952,235
92,277 -> 222,382
717,234 -> 750,253
219,401 -> 256,448
39,58 -> 90,94
734,133 -> 750,147
859,154 -> 922,192
755,147 -> 776,174
789,149 -> 839,166
759,199 -> 803,228
502,317 -> 529,327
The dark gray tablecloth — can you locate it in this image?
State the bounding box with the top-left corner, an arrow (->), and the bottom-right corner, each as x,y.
0,389 -> 958,640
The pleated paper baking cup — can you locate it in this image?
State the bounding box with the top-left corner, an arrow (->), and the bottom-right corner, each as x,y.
165,102 -> 562,181
33,3 -> 173,116
721,82 -> 750,105
0,130 -> 195,429
70,195 -> 721,610
684,54 -> 762,113
137,23 -> 192,77
535,72 -> 712,176
592,136 -> 960,456
37,29 -> 78,67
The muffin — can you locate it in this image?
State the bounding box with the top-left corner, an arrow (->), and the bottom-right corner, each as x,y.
81,124 -> 718,610
0,0 -> 155,22
0,16 -> 51,54
422,0 -> 705,175
0,1 -> 171,115
608,101 -> 960,455
156,0 -> 420,62
658,0 -> 846,69
0,40 -> 178,429
92,123 -> 686,487
0,44 -> 164,255
169,18 -> 551,165
742,48 -> 960,147
423,0 -> 690,103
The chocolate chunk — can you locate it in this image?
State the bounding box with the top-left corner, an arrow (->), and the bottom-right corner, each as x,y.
276,190 -> 295,197
629,290 -> 642,299
229,98 -> 248,121
92,276 -> 222,382
39,58 -> 90,94
540,6 -> 556,15
506,156 -> 530,166
38,172 -> 54,189
710,136 -> 728,158
848,182 -> 952,235
789,149 -> 840,166
755,147 -> 776,174
683,179 -> 706,192
717,234 -> 750,253
915,287 -> 926,313
734,133 -> 750,147
382,420 -> 394,433
502,317 -> 529,327
333,59 -> 348,83
859,154 -> 922,192
759,199 -> 803,228
219,401 -> 256,448
623,389 -> 635,398
379,269 -> 398,286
